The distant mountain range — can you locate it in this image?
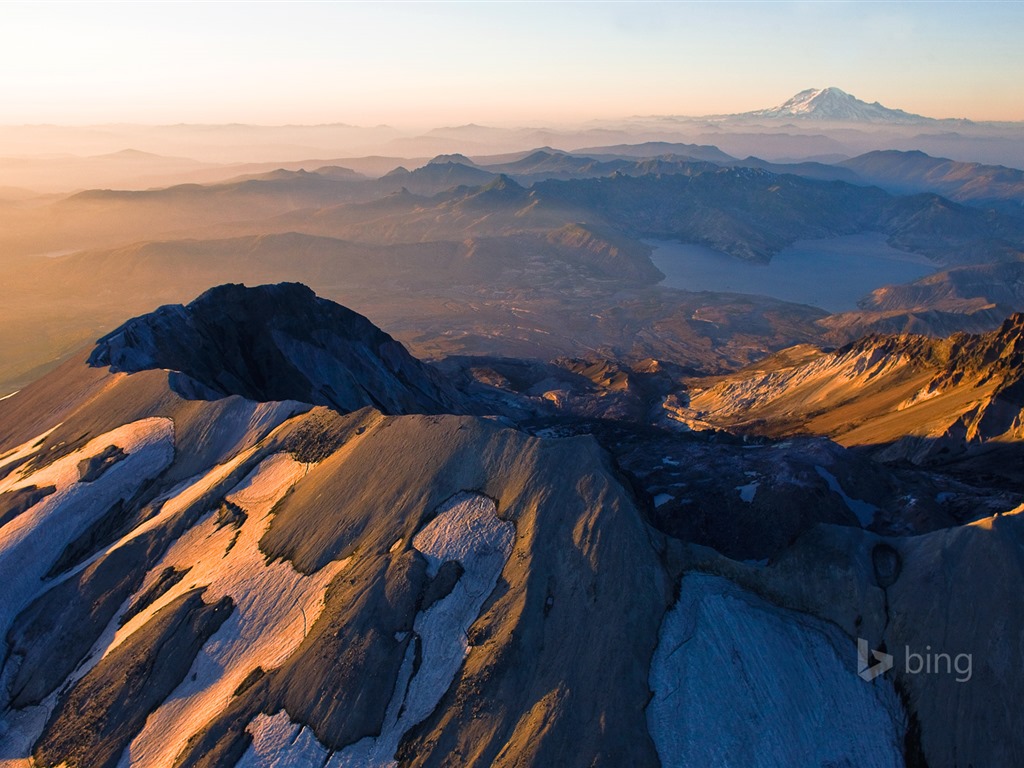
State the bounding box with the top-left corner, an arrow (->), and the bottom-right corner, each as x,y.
0,87 -> 1019,190
5,141 -> 1024,395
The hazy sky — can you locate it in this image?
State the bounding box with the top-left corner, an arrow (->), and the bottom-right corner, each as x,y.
2,1 -> 1022,125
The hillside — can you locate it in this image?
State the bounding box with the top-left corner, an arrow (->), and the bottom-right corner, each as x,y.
0,284 -> 1021,767
677,313 -> 1024,461
840,149 -> 1024,216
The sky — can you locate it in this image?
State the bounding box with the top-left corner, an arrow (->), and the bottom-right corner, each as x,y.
1,1 -> 1022,126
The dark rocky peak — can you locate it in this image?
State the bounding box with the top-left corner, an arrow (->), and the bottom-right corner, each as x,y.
994,311 -> 1024,339
88,283 -> 466,415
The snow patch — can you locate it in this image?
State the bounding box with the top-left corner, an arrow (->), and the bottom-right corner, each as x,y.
235,493 -> 514,768
0,418 -> 175,653
898,385 -> 943,411
736,481 -> 759,503
653,493 -> 674,508
814,465 -> 877,526
0,426 -> 57,478
0,424 -> 294,765
238,712 -> 331,768
116,454 -> 349,768
312,492 -> 513,768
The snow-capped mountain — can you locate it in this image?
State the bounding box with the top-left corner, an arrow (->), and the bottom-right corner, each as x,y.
748,87 -> 930,123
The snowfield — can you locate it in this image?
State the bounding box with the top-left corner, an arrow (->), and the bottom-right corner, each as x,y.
0,418 -> 175,656
648,573 -> 905,768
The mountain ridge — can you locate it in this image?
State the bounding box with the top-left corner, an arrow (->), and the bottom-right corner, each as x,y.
676,312 -> 1024,461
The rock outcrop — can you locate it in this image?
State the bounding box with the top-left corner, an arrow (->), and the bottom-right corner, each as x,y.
89,282 -> 465,416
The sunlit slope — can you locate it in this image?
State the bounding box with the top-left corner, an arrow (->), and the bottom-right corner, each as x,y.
0,342 -> 667,768
680,314 -> 1024,457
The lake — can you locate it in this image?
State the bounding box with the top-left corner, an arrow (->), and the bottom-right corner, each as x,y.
649,233 -> 936,312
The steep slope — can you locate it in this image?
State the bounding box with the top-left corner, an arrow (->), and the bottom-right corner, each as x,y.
857,261 -> 1024,315
649,572 -> 905,767
679,313 -> 1024,459
670,503 -> 1024,768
